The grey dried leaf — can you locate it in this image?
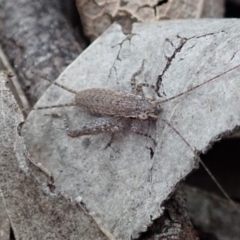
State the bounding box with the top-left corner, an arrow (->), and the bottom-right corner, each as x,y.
23,19 -> 240,239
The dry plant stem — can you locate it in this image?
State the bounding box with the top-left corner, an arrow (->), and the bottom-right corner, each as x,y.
32,60 -> 240,210
0,46 -> 30,113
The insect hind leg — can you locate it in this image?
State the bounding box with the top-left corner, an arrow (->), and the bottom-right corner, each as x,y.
131,59 -> 146,94
135,83 -> 158,97
64,116 -> 125,137
64,115 -> 125,148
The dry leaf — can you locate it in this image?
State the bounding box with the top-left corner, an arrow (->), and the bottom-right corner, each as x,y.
22,19 -> 240,239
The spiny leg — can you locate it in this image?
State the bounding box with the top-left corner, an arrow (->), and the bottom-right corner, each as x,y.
135,82 -> 158,96
64,117 -> 124,137
131,59 -> 158,96
104,132 -> 116,150
131,59 -> 146,95
131,119 -> 156,145
64,115 -> 125,147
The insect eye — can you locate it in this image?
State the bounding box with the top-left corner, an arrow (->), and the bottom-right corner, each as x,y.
138,113 -> 148,120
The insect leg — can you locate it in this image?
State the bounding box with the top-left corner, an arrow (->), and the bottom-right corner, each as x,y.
64,116 -> 125,137
131,59 -> 146,95
131,60 -> 158,96
135,83 -> 158,96
131,119 -> 156,145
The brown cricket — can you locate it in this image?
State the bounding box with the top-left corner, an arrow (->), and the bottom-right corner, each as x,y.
34,60 -> 162,142
34,60 -> 240,144
32,59 -> 240,209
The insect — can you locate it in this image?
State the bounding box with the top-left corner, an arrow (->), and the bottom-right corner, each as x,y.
33,60 -> 240,145
34,60 -> 163,145
32,59 -> 240,209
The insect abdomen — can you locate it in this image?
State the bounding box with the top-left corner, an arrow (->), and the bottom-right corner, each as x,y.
75,88 -> 140,117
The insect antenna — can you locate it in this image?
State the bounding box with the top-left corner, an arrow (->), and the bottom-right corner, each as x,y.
33,71 -> 78,94
160,118 -> 239,212
154,62 -> 240,209
28,71 -> 78,110
159,63 -> 240,104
